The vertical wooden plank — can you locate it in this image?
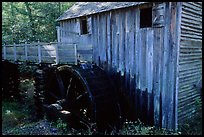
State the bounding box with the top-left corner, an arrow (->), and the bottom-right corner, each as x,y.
107,12 -> 111,72
55,43 -> 59,64
118,10 -> 125,76
147,28 -> 154,125
3,45 -> 6,60
74,44 -> 77,65
140,29 -> 147,92
92,15 -> 97,65
61,22 -> 64,42
66,20 -> 69,43
100,14 -> 105,67
135,8 -> 140,90
56,26 -> 60,43
111,11 -> 116,71
14,43 -> 17,61
147,29 -> 154,94
97,14 -> 100,66
159,27 -> 164,127
124,10 -> 128,91
129,8 -> 135,78
167,3 -> 175,129
60,22 -> 63,42
103,13 -> 107,69
162,2 -> 171,129
109,12 -> 112,72
95,15 -> 99,65
153,27 -> 162,127
174,2 -> 182,130
115,12 -> 120,72
25,42 -> 28,61
38,43 -> 42,64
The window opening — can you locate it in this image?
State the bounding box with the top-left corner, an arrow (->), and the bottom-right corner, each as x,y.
140,7 -> 152,28
80,18 -> 88,35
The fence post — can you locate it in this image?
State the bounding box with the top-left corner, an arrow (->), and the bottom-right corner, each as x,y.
3,44 -> 6,60
55,43 -> 59,65
25,42 -> 28,61
74,44 -> 77,65
14,43 -> 17,62
37,40 -> 41,63
56,26 -> 60,43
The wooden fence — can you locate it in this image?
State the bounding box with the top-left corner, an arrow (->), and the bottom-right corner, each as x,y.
2,42 -> 92,65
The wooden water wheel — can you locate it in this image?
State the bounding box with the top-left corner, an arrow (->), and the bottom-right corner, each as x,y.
34,63 -> 121,131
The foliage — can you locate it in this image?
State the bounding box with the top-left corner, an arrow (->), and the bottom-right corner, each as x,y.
2,2 -> 75,44
2,101 -> 31,133
118,119 -> 181,135
18,63 -> 38,78
55,118 -> 68,134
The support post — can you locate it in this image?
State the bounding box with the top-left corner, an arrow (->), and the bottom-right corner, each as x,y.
56,26 -> 60,43
14,43 -> 17,62
25,42 -> 28,61
74,44 -> 77,65
38,41 -> 41,63
3,44 -> 6,60
55,43 -> 59,65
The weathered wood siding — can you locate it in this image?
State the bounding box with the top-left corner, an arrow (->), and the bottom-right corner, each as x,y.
178,2 -> 202,124
91,2 -> 180,130
58,17 -> 93,62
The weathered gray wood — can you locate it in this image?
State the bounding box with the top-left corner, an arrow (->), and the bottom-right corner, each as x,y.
38,44 -> 42,63
97,14 -> 100,66
3,45 -> 6,59
57,26 -> 60,42
111,11 -> 117,70
91,15 -> 96,63
128,8 -> 135,78
135,8 -> 140,90
115,13 -> 120,72
147,28 -> 153,94
74,44 -> 77,65
14,44 -> 17,61
118,11 -> 125,76
153,27 -> 163,127
101,13 -> 107,66
139,29 -> 146,91
25,43 -> 28,61
107,12 -> 111,72
55,44 -> 59,64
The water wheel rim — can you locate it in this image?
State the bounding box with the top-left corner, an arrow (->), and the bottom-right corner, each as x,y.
45,65 -> 95,126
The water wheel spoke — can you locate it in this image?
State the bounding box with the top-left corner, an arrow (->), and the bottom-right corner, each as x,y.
66,77 -> 73,99
75,92 -> 88,101
55,70 -> 66,98
72,110 -> 91,125
68,92 -> 88,106
49,92 -> 60,100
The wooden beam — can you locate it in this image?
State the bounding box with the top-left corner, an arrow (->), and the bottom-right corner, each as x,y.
37,42 -> 42,63
3,45 -> 6,60
14,43 -> 17,61
74,44 -> 77,65
174,2 -> 182,131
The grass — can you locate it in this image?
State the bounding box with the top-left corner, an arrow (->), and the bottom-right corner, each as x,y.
2,101 -> 30,132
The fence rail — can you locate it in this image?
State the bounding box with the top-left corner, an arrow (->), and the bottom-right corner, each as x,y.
2,42 -> 86,65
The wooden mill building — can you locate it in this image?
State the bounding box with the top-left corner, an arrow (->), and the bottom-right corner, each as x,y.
3,2 -> 199,131
56,2 -> 202,130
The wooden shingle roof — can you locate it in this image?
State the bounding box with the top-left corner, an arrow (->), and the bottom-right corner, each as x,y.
57,2 -> 148,21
